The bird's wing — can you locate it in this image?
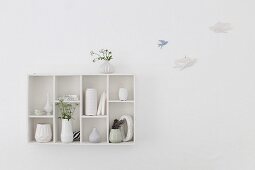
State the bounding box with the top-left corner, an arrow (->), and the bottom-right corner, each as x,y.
159,40 -> 166,44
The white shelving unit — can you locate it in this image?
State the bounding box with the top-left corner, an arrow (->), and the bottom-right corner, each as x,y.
27,74 -> 135,145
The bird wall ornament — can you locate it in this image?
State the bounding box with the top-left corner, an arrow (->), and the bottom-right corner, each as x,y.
174,56 -> 197,70
210,22 -> 232,33
158,40 -> 168,49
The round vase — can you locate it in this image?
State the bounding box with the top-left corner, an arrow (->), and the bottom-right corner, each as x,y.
35,124 -> 52,143
119,88 -> 128,101
89,128 -> 101,143
61,119 -> 73,143
109,129 -> 122,143
99,61 -> 114,74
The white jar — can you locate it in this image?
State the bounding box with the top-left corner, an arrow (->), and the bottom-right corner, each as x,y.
35,124 -> 52,143
119,88 -> 128,101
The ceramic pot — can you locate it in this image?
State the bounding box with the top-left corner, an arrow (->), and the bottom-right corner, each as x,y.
99,61 -> 114,74
86,89 -> 97,116
109,129 -> 122,143
35,124 -> 52,143
44,93 -> 52,115
119,88 -> 128,101
89,128 -> 101,143
61,119 -> 73,143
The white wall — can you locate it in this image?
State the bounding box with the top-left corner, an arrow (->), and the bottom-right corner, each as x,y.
1,0 -> 255,169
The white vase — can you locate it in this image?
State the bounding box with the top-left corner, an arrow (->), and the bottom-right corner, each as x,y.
99,61 -> 114,74
89,128 -> 101,143
44,93 -> 52,115
35,124 -> 52,143
86,89 -> 97,116
119,88 -> 128,101
109,129 -> 123,143
61,119 -> 73,143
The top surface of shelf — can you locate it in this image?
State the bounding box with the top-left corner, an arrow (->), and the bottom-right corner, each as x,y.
28,73 -> 135,76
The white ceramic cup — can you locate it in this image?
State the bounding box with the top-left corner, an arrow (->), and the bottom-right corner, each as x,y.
119,88 -> 128,101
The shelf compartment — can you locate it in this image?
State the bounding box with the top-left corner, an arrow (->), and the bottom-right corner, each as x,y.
109,102 -> 135,142
28,76 -> 53,114
82,75 -> 107,116
109,75 -> 134,101
55,106 -> 80,142
55,76 -> 80,100
28,117 -> 54,143
82,118 -> 107,143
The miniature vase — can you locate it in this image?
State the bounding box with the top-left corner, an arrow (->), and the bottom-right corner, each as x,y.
109,129 -> 122,143
61,119 -> 73,143
44,93 -> 52,115
35,124 -> 52,143
89,128 -> 101,143
99,61 -> 114,74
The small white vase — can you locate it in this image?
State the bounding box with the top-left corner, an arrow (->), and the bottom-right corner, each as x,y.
99,61 -> 114,74
89,128 -> 101,143
44,93 -> 52,115
61,119 -> 73,143
109,129 -> 123,143
35,124 -> 52,143
119,88 -> 128,101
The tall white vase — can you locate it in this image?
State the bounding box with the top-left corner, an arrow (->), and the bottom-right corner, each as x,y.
35,124 -> 52,143
86,89 -> 97,116
61,119 -> 73,143
44,93 -> 52,115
